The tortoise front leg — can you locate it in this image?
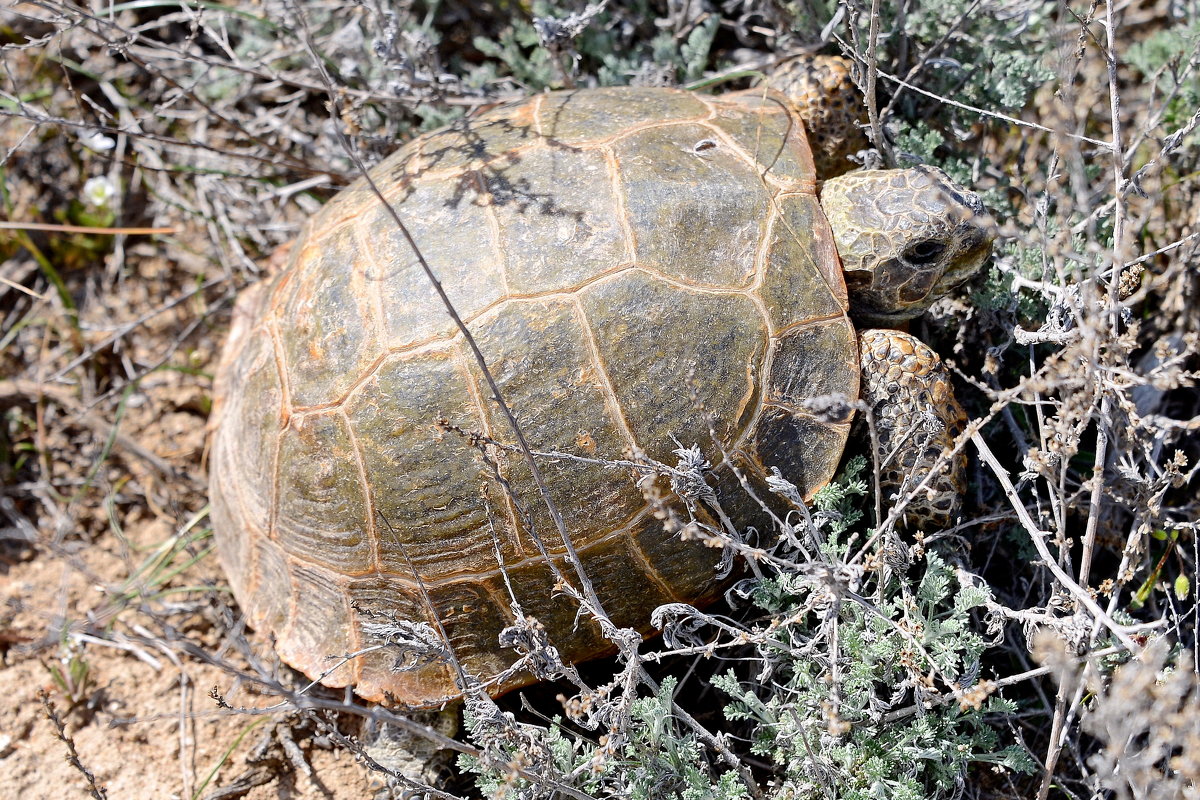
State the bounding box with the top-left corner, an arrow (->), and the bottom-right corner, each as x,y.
858,329 -> 967,528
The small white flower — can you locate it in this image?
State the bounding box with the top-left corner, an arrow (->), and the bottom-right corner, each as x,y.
83,176 -> 117,208
80,130 -> 115,152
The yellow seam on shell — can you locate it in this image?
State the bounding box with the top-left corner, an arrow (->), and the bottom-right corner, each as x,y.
267,321 -> 289,542
285,266 -> 774,414
603,144 -> 638,264
569,295 -> 642,455
340,407 -> 381,573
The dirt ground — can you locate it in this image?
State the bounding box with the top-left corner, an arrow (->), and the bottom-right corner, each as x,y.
1,560 -> 373,800
4,1 -> 1200,799
0,252 -> 381,798
0,18 -> 386,789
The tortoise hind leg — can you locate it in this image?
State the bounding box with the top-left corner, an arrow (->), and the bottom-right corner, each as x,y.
765,55 -> 869,179
858,329 -> 967,528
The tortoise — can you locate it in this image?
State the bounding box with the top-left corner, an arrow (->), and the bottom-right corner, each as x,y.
209,59 -> 995,708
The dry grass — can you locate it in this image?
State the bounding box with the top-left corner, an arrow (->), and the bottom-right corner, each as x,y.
1,1 -> 1198,798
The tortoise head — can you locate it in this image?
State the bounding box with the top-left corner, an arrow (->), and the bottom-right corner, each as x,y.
821,165 -> 996,324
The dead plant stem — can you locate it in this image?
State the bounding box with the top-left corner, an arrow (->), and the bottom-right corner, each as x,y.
971,431 -> 1138,653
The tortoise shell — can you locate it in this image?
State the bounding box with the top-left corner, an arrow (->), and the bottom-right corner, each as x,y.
209,87 -> 859,706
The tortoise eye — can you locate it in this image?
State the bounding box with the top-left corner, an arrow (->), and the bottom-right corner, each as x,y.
904,239 -> 946,266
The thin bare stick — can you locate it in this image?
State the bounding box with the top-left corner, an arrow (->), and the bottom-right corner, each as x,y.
971,431 -> 1139,653
0,221 -> 176,234
1079,0 -> 1129,593
39,690 -> 108,800
866,63 -> 1113,149
862,0 -> 888,162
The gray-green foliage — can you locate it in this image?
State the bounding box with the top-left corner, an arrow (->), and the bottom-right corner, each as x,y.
459,676 -> 750,800
469,0 -> 720,90
1127,22 -> 1200,125
863,0 -> 1055,171
1126,22 -> 1200,170
811,453 -> 870,532
972,238 -> 1054,322
718,458 -> 1032,799
462,458 -> 1031,798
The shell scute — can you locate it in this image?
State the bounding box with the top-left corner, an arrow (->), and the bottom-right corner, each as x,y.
499,557 -> 606,664
466,297 -> 643,555
357,175 -> 507,350
405,105 -> 543,176
576,269 -> 767,466
751,409 -> 850,499
576,531 -> 675,618
277,223 -> 382,407
759,193 -> 847,331
487,145 -> 629,294
425,580 -> 514,683
344,574 -> 455,702
344,347 -> 509,579
765,319 -> 859,409
210,326 -> 280,554
278,563 -> 355,687
275,412 -> 374,574
706,91 -> 817,188
630,513 -> 721,603
614,122 -> 770,288
537,87 -> 709,145
248,537 -> 291,634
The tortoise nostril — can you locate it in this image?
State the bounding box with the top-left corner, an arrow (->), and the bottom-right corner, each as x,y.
904,239 -> 946,266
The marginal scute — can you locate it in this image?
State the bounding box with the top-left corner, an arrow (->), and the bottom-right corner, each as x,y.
766,319 -> 859,409
752,409 -> 850,499
345,575 -> 456,703
249,537 -> 291,634
405,105 -> 543,175
593,533 -> 676,614
759,192 -> 846,332
501,557 -> 607,668
631,510 -> 724,605
427,581 -> 514,684
210,324 -> 280,567
279,563 -> 355,687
